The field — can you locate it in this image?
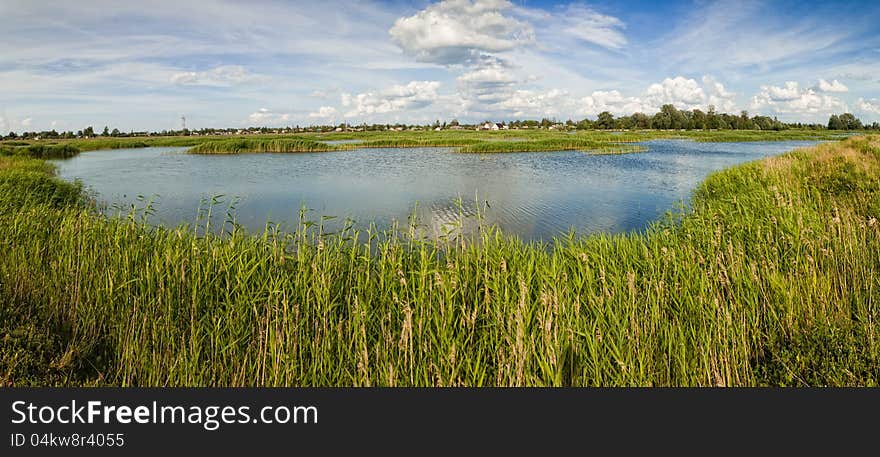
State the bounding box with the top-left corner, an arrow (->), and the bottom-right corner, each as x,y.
0,133 -> 878,386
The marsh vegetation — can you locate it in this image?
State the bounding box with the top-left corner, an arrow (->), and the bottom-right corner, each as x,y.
1,135 -> 878,386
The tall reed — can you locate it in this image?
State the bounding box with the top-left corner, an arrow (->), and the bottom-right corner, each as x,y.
1,136 -> 878,386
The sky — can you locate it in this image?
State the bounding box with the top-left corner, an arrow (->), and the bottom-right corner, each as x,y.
1,0 -> 879,132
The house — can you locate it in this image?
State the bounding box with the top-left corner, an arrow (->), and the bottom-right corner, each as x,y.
480,122 -> 502,131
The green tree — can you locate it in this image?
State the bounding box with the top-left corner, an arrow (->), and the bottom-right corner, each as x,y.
706,105 -> 721,129
631,112 -> 651,129
827,114 -> 842,130
595,111 -> 615,129
838,113 -> 862,130
691,109 -> 706,130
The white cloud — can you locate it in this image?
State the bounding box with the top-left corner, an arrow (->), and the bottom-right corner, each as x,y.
751,82 -> 846,114
816,78 -> 848,93
579,90 -> 648,116
342,81 -> 441,117
658,1 -> 853,72
247,108 -> 290,125
555,4 -> 627,50
577,76 -> 738,117
643,76 -> 707,109
171,65 -> 265,87
498,89 -> 571,118
21,117 -> 33,127
308,106 -> 338,119
702,75 -> 737,112
762,81 -> 802,101
857,98 -> 880,114
389,0 -> 534,65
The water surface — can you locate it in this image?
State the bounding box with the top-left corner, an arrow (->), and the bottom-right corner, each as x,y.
53,140 -> 819,241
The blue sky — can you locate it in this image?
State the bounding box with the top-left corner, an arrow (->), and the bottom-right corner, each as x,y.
1,0 -> 879,132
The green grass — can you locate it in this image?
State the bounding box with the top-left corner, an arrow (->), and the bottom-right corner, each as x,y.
1,135 -> 878,386
458,138 -> 647,154
188,130 -> 844,154
189,138 -> 341,154
0,129 -> 851,158
0,144 -> 80,159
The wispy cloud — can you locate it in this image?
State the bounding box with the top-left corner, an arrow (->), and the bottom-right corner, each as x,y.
1,0 -> 878,130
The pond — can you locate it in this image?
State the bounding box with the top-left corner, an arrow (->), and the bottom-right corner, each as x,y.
52,140 -> 820,241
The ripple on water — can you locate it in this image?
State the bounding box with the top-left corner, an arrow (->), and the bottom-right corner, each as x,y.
51,140 -> 822,241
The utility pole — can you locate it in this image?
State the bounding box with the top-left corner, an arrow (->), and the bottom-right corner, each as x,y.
181,115 -> 186,131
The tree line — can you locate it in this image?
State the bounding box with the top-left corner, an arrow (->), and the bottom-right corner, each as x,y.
3,106 -> 878,140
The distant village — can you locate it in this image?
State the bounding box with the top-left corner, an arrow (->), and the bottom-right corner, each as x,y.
4,109 -> 876,141
1,119 -> 579,140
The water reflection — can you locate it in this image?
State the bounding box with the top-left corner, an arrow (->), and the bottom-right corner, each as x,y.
52,140 -> 820,241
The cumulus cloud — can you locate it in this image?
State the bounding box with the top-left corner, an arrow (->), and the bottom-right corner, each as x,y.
857,98 -> 880,114
171,65 -> 265,87
21,117 -> 33,127
760,81 -> 802,101
702,75 -> 737,112
308,106 -> 338,119
643,76 -> 707,109
497,88 -> 572,118
342,81 -> 441,117
389,0 -> 533,65
579,90 -> 648,116
247,108 -> 290,125
751,82 -> 846,114
816,78 -> 848,93
577,76 -> 737,117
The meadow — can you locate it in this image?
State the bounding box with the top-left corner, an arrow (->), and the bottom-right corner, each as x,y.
0,133 -> 877,386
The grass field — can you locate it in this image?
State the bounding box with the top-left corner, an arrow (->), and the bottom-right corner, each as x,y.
1,134 -> 878,386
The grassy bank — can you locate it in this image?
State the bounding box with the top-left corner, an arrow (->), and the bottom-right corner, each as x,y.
189,138 -> 341,154
458,138 -> 647,154
1,136 -> 878,386
191,130 -> 844,154
0,129 -> 850,157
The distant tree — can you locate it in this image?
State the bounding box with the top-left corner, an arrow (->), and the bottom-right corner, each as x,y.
652,105 -> 684,129
737,111 -> 754,130
7,131 -> 16,139
111,128 -> 121,137
631,112 -> 651,129
595,111 -> 615,129
706,105 -> 721,129
576,118 -> 594,130
691,109 -> 707,130
827,114 -> 843,130
837,113 -> 862,130
101,126 -> 110,136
